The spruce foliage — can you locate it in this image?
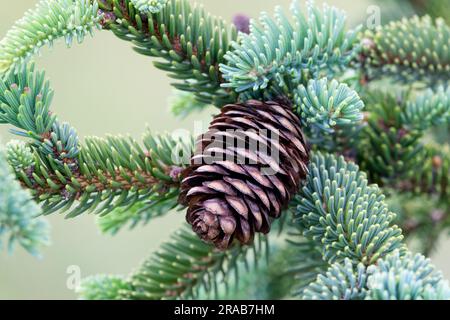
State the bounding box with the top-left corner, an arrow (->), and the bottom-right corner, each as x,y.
0,0 -> 449,300
0,143 -> 49,256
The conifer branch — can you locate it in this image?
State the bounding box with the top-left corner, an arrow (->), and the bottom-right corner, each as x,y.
357,91 -> 427,183
0,143 -> 50,256
285,234 -> 328,296
18,133 -> 191,217
5,140 -> 35,171
169,90 -> 210,119
79,226 -> 269,299
388,191 -> 448,255
0,63 -> 80,169
220,0 -> 361,99
293,153 -> 405,265
131,0 -> 167,14
402,85 -> 450,131
303,251 -> 450,300
406,0 -> 450,23
97,197 -> 182,235
294,154 -> 449,300
361,15 -> 450,85
0,0 -> 102,75
366,251 -> 450,300
356,90 -> 449,197
352,89 -> 449,251
294,78 -> 365,134
205,241 -> 299,299
302,258 -> 368,300
1,0 -> 449,301
395,144 -> 450,199
98,0 -> 238,106
1,64 -> 192,217
0,64 -> 56,137
77,275 -> 131,300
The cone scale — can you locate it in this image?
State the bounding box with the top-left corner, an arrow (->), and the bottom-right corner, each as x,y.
179,100 -> 310,249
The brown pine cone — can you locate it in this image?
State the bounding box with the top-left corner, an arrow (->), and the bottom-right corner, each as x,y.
179,100 -> 309,250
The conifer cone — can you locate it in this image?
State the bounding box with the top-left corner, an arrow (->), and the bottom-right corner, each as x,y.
179,100 -> 310,250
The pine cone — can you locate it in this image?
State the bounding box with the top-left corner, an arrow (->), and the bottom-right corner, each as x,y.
179,100 -> 309,249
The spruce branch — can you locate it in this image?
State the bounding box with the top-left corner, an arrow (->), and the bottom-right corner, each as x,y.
203,241 -> 297,300
0,143 -> 49,256
354,90 -> 449,249
303,251 -> 450,300
98,0 -> 238,106
220,0 -> 361,99
0,64 -> 56,137
358,94 -> 426,183
302,258 -> 368,300
285,233 -> 329,296
26,132 -> 191,217
387,191 -> 448,255
293,152 -> 405,265
0,64 -> 80,169
97,196 -> 181,235
366,251 -> 450,300
395,144 -> 450,199
79,226 -> 269,299
292,154 -> 450,300
130,0 -> 167,14
5,140 -> 34,171
361,15 -> 450,85
406,0 -> 450,23
77,275 -> 131,300
169,90 -> 210,119
356,90 -> 449,195
1,0 -> 449,302
1,65 -> 193,217
401,85 -> 450,131
0,0 -> 102,75
294,78 -> 365,134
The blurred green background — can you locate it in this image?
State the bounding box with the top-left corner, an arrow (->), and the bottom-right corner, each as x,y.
0,0 -> 448,299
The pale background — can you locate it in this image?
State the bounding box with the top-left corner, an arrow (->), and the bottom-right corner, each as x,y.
0,0 -> 448,299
